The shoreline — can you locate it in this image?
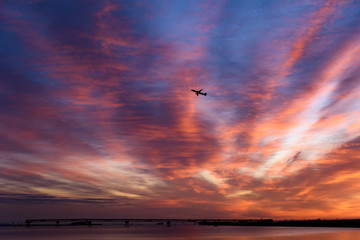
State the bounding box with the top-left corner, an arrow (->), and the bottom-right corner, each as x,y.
2,218 -> 360,228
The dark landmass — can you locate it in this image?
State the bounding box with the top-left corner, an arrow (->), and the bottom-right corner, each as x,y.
9,218 -> 360,228
198,219 -> 360,228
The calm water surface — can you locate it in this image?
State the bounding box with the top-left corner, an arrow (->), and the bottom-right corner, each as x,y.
2,225 -> 360,240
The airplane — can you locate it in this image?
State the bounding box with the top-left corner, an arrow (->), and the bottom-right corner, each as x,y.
191,89 -> 207,96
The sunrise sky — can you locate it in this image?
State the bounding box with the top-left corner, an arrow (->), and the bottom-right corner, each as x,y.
1,0 -> 360,222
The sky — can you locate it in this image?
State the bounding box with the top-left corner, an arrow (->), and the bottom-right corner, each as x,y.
1,0 -> 360,222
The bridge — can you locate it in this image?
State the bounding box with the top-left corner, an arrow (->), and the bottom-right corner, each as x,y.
24,218 -> 360,228
24,218 -> 271,227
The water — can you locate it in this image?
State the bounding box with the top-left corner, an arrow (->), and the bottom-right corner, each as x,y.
2,225 -> 360,240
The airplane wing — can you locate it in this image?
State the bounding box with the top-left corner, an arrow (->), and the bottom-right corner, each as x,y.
196,92 -> 199,96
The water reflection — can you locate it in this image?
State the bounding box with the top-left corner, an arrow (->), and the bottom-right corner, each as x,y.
1,225 -> 360,240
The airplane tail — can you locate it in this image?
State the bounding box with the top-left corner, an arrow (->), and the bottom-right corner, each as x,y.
204,93 -> 207,96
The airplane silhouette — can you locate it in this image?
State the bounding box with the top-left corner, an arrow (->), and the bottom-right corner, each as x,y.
191,89 -> 207,96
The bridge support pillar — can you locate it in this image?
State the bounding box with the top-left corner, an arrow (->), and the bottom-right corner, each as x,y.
25,220 -> 31,227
